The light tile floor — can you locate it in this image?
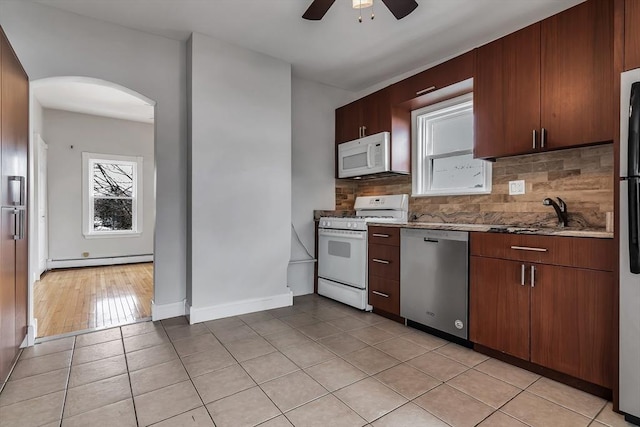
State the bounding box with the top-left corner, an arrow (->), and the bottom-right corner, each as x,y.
0,294 -> 633,427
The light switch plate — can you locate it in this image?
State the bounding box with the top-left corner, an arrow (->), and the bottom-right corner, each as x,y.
509,180 -> 525,195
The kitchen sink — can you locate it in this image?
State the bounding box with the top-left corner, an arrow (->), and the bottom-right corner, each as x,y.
487,226 -> 540,234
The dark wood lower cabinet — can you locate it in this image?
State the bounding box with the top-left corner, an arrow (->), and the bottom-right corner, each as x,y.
470,256 -> 530,361
469,233 -> 614,390
368,227 -> 401,318
530,265 -> 614,388
368,276 -> 400,315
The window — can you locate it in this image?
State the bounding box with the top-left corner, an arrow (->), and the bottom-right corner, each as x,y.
411,93 -> 491,196
82,152 -> 143,237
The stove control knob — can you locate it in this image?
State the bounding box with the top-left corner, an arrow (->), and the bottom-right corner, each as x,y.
327,221 -> 331,227
347,222 -> 352,228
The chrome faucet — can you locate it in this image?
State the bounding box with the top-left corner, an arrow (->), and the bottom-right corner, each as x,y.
543,197 -> 568,228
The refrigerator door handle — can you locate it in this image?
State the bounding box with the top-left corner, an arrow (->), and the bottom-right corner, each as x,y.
8,176 -> 25,206
629,179 -> 640,274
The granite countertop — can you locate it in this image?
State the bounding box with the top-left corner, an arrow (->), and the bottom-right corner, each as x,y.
367,221 -> 613,239
314,210 -> 613,239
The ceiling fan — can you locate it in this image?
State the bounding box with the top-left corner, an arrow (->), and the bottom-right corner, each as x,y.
303,0 -> 419,21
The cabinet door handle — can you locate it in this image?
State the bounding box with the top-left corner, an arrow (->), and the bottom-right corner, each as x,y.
521,264 -> 525,286
372,258 -> 390,264
510,245 -> 548,253
541,128 -> 546,148
11,210 -> 18,240
372,290 -> 390,298
362,125 -> 367,137
358,126 -> 362,138
416,86 -> 436,96
532,129 -> 537,149
531,265 -> 536,288
372,233 -> 390,238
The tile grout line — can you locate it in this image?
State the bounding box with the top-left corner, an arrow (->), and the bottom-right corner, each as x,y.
160,320 -> 219,426
57,335 -> 76,427
119,326 -> 141,427
210,315 -> 295,424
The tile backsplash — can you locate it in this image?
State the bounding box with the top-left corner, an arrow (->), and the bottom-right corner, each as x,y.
336,144 -> 614,229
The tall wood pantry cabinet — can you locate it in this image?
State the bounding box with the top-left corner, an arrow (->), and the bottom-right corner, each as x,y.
0,26 -> 29,384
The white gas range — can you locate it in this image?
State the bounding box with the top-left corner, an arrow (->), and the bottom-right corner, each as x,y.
317,194 -> 408,310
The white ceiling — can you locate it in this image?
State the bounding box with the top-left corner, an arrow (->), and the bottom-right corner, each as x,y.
33,78 -> 155,123
33,0 -> 584,92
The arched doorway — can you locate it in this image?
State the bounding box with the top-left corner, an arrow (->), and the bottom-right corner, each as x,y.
30,77 -> 156,339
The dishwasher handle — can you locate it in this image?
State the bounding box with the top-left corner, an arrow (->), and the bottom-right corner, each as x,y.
423,238 -> 439,243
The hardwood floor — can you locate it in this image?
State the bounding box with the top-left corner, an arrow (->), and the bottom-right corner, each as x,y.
34,263 -> 153,338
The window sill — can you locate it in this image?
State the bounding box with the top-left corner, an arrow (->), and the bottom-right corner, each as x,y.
83,232 -> 142,239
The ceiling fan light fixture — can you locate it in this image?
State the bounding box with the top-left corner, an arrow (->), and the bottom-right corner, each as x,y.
352,0 -> 373,9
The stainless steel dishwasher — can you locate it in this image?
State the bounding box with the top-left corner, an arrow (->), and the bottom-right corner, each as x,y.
401,228 -> 469,340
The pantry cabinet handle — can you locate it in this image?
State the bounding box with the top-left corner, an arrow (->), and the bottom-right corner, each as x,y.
541,128 -> 546,148
372,233 -> 390,238
521,264 -> 525,286
510,245 -> 548,252
416,86 -> 436,96
531,265 -> 536,288
372,290 -> 390,298
532,129 -> 537,149
372,258 -> 390,264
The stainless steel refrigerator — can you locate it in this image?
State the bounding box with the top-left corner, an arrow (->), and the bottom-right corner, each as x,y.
620,69 -> 640,425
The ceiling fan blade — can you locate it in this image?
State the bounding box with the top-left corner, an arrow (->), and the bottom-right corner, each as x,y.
302,0 -> 336,20
381,0 -> 418,20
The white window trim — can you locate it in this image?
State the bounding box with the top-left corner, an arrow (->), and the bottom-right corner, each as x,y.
411,92 -> 492,197
82,152 -> 143,238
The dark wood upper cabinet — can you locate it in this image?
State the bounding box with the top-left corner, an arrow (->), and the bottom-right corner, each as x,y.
624,0 -> 640,71
474,0 -> 614,159
390,51 -> 474,105
474,23 -> 541,159
541,0 -> 614,150
335,100 -> 361,144
335,88 -> 392,145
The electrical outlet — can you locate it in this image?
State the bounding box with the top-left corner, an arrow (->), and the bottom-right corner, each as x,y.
509,180 -> 525,195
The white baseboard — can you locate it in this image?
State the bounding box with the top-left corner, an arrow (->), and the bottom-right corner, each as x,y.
26,321 -> 37,347
47,255 -> 153,270
187,290 -> 293,324
151,299 -> 187,321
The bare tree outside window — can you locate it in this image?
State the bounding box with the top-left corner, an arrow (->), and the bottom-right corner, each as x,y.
92,162 -> 135,231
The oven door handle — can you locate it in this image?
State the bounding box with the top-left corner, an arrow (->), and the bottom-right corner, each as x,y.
318,229 -> 365,240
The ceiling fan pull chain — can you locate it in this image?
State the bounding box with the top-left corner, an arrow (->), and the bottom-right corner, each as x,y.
371,0 -> 375,20
358,0 -> 363,23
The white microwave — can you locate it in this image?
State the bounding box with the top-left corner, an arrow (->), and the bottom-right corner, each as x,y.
337,132 -> 392,178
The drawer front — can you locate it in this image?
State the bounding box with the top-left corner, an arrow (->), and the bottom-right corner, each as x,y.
368,276 -> 400,315
368,226 -> 400,246
470,232 -> 614,271
368,244 -> 400,280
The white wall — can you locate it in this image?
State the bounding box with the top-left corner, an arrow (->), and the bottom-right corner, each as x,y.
43,109 -> 154,261
288,77 -> 353,295
0,1 -> 187,314
187,33 -> 292,322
